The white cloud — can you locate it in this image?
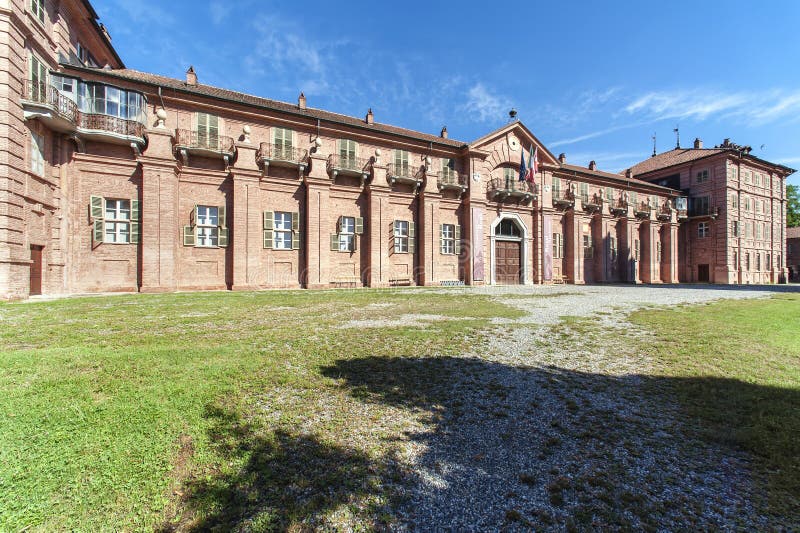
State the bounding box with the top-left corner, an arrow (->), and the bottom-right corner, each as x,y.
461,83 -> 511,123
624,89 -> 800,126
549,122 -> 648,148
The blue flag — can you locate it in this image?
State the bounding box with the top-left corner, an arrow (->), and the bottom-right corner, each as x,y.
519,149 -> 527,182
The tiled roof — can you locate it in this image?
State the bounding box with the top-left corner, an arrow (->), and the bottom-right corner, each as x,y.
787,226 -> 800,239
65,66 -> 467,148
625,148 -> 728,176
557,163 -> 677,194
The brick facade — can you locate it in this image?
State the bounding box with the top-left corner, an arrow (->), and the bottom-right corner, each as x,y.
0,0 -> 794,299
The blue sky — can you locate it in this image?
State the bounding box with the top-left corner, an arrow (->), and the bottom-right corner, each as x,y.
94,0 -> 800,185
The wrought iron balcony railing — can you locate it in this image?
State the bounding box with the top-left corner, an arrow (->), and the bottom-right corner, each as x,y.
634,201 -> 652,218
582,193 -> 602,212
489,178 -> 536,202
326,154 -> 371,182
387,162 -> 423,186
438,170 -> 467,193
22,81 -> 79,122
174,129 -> 234,153
551,189 -> 575,208
609,197 -> 628,216
258,143 -> 308,164
79,113 -> 145,138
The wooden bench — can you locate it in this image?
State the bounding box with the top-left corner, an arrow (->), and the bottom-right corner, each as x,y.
552,275 -> 567,285
389,277 -> 412,287
440,280 -> 465,287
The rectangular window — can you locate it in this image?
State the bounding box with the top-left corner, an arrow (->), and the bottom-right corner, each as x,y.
696,170 -> 709,183
583,234 -> 593,259
605,187 -> 614,202
196,113 -> 220,150
746,253 -> 750,271
651,195 -> 660,209
196,205 -> 219,247
30,130 -> 44,176
29,54 -> 48,100
394,150 -> 410,176
104,199 -> 131,243
733,220 -> 740,237
698,222 -> 709,238
756,253 -> 761,271
754,173 -> 760,186
609,236 -> 617,262
691,196 -> 710,216
339,139 -> 357,168
756,223 -> 762,240
503,167 -> 515,188
656,242 -> 663,263
441,158 -> 456,181
579,183 -> 589,202
634,239 -> 640,261
31,0 -> 45,23
273,211 -> 293,250
551,177 -> 560,195
552,233 -> 563,259
766,254 -> 771,271
273,127 -> 293,159
731,194 -> 738,209
394,220 -> 409,253
339,216 -> 355,252
441,224 -> 457,255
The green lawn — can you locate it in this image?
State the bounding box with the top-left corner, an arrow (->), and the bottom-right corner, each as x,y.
631,294 -> 800,516
1,289 -> 798,530
0,290 -> 521,531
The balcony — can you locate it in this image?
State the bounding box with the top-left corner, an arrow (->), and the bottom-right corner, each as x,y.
21,81 -> 146,148
634,201 -> 652,219
657,202 -> 674,221
551,189 -> 575,209
438,170 -> 467,194
489,178 -> 536,203
387,162 -> 424,189
609,198 -> 628,216
688,205 -> 719,219
257,143 -> 308,175
581,193 -> 602,213
326,154 -> 371,184
174,129 -> 235,165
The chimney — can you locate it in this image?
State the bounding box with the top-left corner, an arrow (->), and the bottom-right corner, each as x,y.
186,66 -> 197,86
558,153 -> 566,164
626,169 -> 634,180
298,92 -> 306,110
694,138 -> 703,149
365,108 -> 374,125
723,138 -> 731,147
440,126 -> 448,139
589,160 -> 597,171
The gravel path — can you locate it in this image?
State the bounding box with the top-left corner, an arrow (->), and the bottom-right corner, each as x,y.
391,284 -> 798,531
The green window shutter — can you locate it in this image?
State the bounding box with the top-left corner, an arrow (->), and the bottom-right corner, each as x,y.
351,234 -> 357,252
90,195 -> 104,219
408,222 -> 415,238
263,229 -> 273,249
330,233 -> 339,251
292,211 -> 300,232
93,219 -> 104,243
130,222 -> 140,244
291,232 -> 300,250
455,225 -> 462,255
408,222 -> 416,254
355,217 -> 364,235
191,205 -> 198,227
218,227 -> 229,247
131,200 -> 140,222
439,224 -> 444,251
218,205 -> 226,228
263,211 -> 274,230
337,216 -> 343,233
183,225 -> 195,246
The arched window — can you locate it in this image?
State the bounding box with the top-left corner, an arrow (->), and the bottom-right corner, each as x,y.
497,219 -> 521,238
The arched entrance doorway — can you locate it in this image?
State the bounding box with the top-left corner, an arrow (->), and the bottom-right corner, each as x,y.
491,216 -> 526,285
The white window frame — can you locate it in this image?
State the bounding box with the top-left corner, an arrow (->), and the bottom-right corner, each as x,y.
273,127 -> 293,159
196,205 -> 219,247
583,234 -> 593,259
696,170 -> 709,183
698,222 -> 709,239
441,224 -> 456,255
30,130 -> 45,176
196,113 -> 220,150
31,0 -> 45,24
394,220 -> 410,253
273,211 -> 292,250
339,216 -> 355,252
104,199 -> 131,244
552,233 -> 563,259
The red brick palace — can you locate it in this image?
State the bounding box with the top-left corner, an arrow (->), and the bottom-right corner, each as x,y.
1,0 -> 795,298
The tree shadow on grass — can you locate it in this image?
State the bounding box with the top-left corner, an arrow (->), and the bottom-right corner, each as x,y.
164,355 -> 798,531
321,356 -> 799,530
160,404 -> 395,532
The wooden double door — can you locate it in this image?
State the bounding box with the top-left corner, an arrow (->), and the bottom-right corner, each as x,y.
495,240 -> 521,284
